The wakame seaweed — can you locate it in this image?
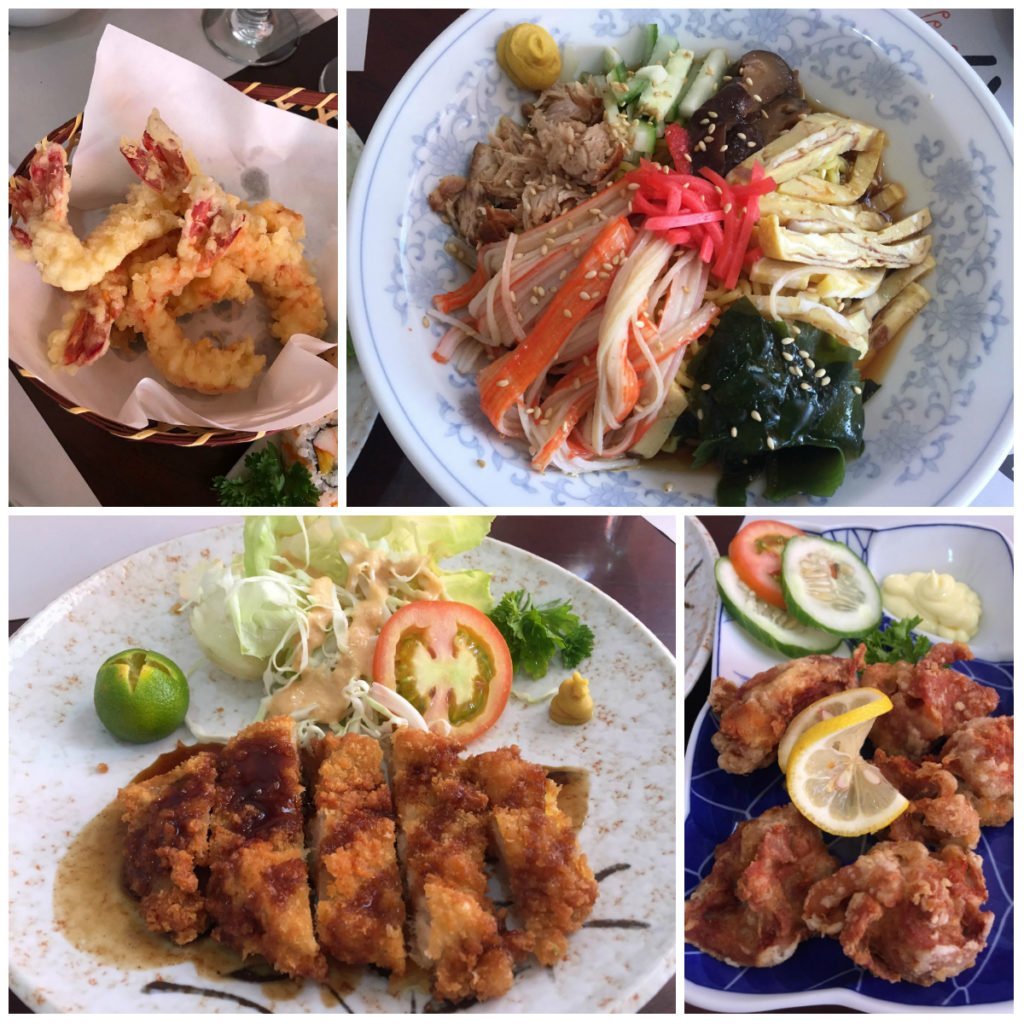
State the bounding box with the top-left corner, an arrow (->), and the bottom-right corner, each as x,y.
678,299 -> 871,504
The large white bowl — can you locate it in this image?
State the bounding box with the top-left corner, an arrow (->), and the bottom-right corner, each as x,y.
348,9 -> 1012,507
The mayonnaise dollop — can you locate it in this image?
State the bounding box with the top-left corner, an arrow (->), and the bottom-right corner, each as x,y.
880,570 -> 982,642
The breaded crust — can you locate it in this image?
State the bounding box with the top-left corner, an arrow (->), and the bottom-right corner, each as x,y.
470,746 -> 598,965
207,716 -> 325,979
119,751 -> 217,944
313,733 -> 406,974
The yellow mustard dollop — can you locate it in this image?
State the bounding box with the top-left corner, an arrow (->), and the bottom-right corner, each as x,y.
881,570 -> 982,643
497,23 -> 561,91
549,671 -> 593,726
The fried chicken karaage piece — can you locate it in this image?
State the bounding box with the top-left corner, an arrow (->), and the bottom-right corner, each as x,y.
311,733 -> 406,974
390,728 -> 514,1004
803,840 -> 993,985
684,804 -> 838,967
119,751 -> 217,944
939,716 -> 1014,827
469,746 -> 598,966
866,644 -> 998,759
710,648 -> 863,774
207,717 -> 325,979
872,750 -> 980,849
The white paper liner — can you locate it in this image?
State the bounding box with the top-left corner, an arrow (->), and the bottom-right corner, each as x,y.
9,24 -> 338,431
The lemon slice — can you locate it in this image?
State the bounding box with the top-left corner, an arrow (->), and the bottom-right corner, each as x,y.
778,687 -> 891,772
785,691 -> 908,837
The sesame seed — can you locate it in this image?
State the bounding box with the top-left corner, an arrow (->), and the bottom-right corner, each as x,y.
497,378 -> 509,387
720,145 -> 728,153
700,118 -> 710,126
747,141 -> 758,148
737,132 -> 746,141
602,262 -> 613,272
782,352 -> 794,362
697,409 -> 704,420
853,385 -> 863,395
562,309 -> 572,319
822,376 -> 831,385
750,410 -> 762,422
781,336 -> 795,345
579,291 -> 591,301
421,315 -> 430,328
806,358 -> 815,370
684,153 -> 693,163
540,244 -> 549,255
695,141 -> 706,153
627,182 -> 641,191
744,76 -> 754,87
798,349 -> 810,359
788,366 -> 800,377
708,111 -> 719,119
536,286 -> 546,296
815,368 -> 827,378
559,270 -> 567,280
730,426 -> 738,438
529,296 -> 539,305
663,483 -> 674,493
752,93 -> 763,102
476,458 -> 486,468
800,382 -> 812,391
584,270 -> 598,279
761,109 -> 769,119
701,383 -> 712,391
723,203 -> 732,213
708,123 -> 717,134
766,436 -> 776,450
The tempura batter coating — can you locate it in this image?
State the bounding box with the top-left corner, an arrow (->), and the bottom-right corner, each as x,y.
207,716 -> 325,979
865,644 -> 998,759
390,728 -> 514,1004
803,841 -> 993,986
710,649 -> 863,774
118,751 -> 217,944
939,715 -> 1014,827
684,804 -> 838,967
312,733 -> 406,974
470,746 -> 597,965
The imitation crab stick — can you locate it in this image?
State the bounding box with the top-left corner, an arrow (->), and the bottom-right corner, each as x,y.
478,216 -> 635,431
433,260 -> 489,314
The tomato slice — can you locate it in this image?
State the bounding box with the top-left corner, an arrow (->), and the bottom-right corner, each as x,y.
728,520 -> 805,609
372,600 -> 513,743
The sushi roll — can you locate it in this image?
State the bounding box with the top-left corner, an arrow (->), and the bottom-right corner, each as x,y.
281,414 -> 338,507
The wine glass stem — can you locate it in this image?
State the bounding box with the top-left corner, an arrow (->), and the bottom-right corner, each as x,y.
231,9 -> 274,45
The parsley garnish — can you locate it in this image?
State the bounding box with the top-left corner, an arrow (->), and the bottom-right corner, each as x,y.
489,590 -> 595,680
213,446 -> 320,507
861,616 -> 933,665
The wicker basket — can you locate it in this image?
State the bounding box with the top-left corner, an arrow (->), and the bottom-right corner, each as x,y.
10,82 -> 337,447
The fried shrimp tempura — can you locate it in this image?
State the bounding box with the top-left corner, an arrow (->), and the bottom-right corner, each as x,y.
10,141 -> 180,292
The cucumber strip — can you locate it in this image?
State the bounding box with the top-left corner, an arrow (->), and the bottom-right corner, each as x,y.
638,48 -> 694,123
677,47 -> 729,120
639,24 -> 659,67
631,120 -> 657,156
603,46 -> 623,74
716,557 -> 842,658
649,32 -> 678,66
781,536 -> 883,638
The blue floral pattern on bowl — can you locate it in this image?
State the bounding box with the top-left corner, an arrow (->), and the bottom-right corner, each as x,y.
348,9 -> 1012,507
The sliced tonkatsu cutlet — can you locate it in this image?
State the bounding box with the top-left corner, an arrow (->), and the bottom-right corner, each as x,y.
312,733 -> 406,974
390,728 -> 514,1003
207,716 -> 325,979
470,746 -> 598,965
119,751 -> 218,944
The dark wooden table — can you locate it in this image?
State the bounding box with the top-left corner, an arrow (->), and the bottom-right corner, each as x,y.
346,9 -> 463,507
9,514 -> 675,1013
10,15 -> 338,508
683,514 -> 855,1014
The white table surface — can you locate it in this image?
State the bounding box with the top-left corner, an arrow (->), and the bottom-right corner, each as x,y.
8,516 -> 240,620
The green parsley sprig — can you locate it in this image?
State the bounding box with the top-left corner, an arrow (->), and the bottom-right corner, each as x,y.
860,616 -> 933,665
489,590 -> 595,680
213,446 -> 319,507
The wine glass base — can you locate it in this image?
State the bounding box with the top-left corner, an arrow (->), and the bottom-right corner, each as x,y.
202,9 -> 300,67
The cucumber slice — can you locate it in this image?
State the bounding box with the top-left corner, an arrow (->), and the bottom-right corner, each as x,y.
781,536 -> 882,637
715,557 -> 842,658
638,24 -> 659,67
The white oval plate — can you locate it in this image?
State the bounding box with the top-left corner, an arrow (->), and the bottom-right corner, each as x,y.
10,524 -> 675,1013
346,123 -> 378,473
349,8 -> 1012,507
684,518 -> 719,695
